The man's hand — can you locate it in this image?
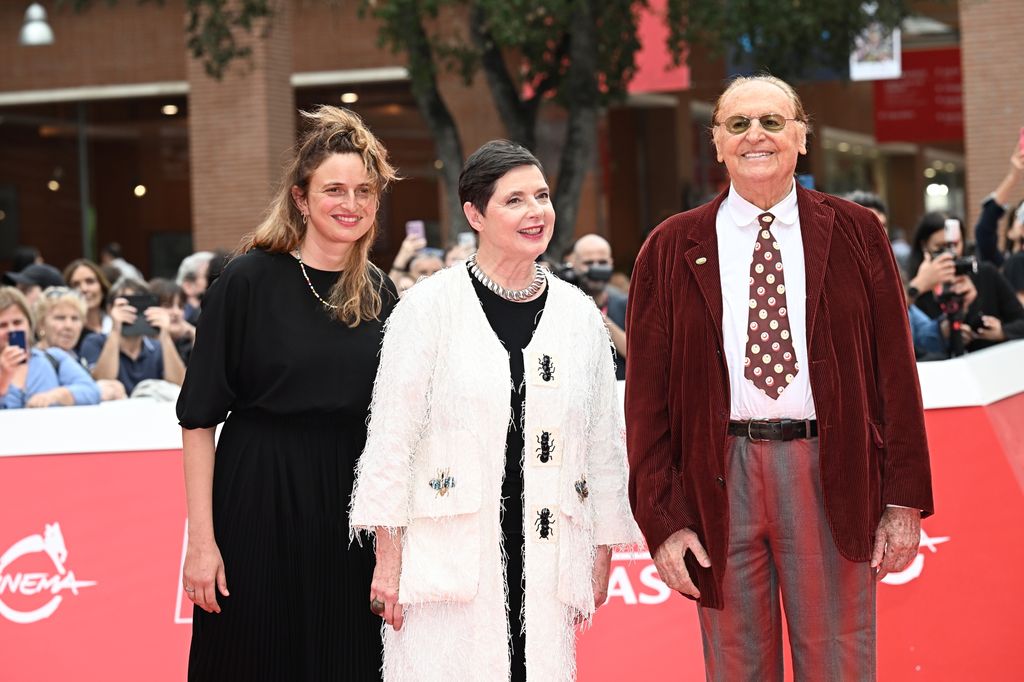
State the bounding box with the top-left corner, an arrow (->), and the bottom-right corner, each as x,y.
871,506 -> 921,581
144,306 -> 172,335
652,528 -> 711,599
108,297 -> 136,333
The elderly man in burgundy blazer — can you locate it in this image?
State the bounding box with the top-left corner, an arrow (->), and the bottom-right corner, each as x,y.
625,75 -> 934,681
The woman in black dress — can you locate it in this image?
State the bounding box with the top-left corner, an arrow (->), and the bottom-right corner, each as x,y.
177,106 -> 399,680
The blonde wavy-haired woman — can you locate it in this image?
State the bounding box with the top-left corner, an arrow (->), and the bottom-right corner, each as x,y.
176,106 -> 399,680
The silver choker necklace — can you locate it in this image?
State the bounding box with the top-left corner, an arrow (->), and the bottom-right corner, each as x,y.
467,253 -> 546,302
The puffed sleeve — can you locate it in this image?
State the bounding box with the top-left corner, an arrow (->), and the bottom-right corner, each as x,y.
349,279 -> 441,535
584,306 -> 643,547
51,348 -> 100,405
176,256 -> 251,429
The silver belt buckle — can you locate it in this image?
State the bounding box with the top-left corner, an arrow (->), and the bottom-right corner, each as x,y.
747,419 -> 770,442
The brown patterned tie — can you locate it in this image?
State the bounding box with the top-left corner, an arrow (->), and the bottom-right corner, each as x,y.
744,212 -> 798,399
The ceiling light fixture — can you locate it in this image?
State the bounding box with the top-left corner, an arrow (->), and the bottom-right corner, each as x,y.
20,3 -> 54,46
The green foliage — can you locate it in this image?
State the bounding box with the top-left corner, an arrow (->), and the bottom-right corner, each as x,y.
361,0 -> 642,111
666,0 -> 911,80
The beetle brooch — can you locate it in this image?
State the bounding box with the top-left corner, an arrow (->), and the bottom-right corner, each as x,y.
429,469 -> 456,497
574,478 -> 589,503
538,354 -> 555,382
535,507 -> 556,540
536,431 -> 556,464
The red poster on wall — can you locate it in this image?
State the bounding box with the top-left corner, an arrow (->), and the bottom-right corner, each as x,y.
874,47 -> 963,143
628,0 -> 690,94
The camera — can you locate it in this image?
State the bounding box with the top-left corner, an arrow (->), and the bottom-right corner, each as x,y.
930,249 -> 977,277
952,256 -> 977,277
551,262 -> 614,293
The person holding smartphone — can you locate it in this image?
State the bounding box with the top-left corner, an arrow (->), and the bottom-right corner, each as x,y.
387,220 -> 428,286
79,278 -> 186,395
973,145 -> 1024,268
0,286 -> 100,409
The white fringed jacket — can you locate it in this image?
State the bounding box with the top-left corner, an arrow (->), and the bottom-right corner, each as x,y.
350,264 -> 640,682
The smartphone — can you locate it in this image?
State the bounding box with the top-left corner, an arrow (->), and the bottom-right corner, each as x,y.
457,231 -> 476,248
7,330 -> 27,363
943,218 -> 961,244
122,294 -> 160,337
405,220 -> 426,240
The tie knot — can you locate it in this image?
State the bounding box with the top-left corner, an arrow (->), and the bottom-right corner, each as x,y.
759,212 -> 775,226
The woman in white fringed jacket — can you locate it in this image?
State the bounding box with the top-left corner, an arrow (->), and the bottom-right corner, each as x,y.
350,140 -> 640,681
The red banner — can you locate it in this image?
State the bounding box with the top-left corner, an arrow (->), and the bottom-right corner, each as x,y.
2,386 -> 1023,679
874,48 -> 963,143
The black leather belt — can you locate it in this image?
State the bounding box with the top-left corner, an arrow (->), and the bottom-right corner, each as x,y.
727,419 -> 818,441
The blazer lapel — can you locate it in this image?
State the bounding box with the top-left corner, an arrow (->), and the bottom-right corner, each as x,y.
685,196 -> 727,350
797,185 -> 835,340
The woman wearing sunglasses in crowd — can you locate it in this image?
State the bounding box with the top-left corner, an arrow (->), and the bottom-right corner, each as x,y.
0,286 -> 100,409
32,286 -> 127,401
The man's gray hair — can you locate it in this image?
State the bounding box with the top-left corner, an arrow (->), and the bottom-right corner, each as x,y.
175,251 -> 214,286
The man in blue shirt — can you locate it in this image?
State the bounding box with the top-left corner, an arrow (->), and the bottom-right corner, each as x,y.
79,279 -> 186,395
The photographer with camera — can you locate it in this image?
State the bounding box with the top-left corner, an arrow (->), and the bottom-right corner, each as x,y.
907,213 -> 1024,355
561,234 -> 627,379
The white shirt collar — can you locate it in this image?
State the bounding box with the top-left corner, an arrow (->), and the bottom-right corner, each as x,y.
726,181 -> 799,228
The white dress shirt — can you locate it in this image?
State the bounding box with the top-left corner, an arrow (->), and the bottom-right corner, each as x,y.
717,182 -> 816,420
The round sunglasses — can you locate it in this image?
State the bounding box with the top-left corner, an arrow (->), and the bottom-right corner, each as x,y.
717,113 -> 803,135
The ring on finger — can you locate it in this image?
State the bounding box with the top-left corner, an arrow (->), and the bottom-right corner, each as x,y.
184,586 -> 196,593
370,598 -> 385,615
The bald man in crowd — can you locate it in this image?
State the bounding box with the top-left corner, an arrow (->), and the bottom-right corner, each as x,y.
568,234 -> 627,379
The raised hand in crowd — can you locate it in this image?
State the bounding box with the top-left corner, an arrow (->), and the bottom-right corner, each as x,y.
0,344 -> 28,395
388,232 -> 428,281
909,251 -> 956,293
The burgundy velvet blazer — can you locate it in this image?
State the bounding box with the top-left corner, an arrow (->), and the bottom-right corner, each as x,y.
624,185 -> 934,609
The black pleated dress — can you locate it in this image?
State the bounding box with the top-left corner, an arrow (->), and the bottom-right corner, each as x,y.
469,272 -> 547,682
176,249 -> 397,681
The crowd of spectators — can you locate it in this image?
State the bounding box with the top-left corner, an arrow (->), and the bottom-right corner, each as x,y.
848,140 -> 1024,359
8,145 -> 1024,410
1,243 -> 222,409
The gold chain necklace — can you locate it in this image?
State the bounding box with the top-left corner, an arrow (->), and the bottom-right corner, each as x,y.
294,248 -> 338,309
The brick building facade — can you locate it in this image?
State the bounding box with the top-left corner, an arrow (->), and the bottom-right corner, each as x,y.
1,0 -> 1019,277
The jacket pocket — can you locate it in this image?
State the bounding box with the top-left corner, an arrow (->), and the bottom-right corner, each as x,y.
555,476 -> 595,616
399,431 -> 483,605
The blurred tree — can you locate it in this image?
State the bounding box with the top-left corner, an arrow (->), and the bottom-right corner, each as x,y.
62,0 -> 907,250
666,0 -> 911,79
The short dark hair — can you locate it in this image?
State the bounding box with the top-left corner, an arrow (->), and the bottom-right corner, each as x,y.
845,190 -> 887,216
148,277 -> 185,307
12,246 -> 41,273
459,140 -> 544,215
101,242 -> 124,259
107,277 -> 149,308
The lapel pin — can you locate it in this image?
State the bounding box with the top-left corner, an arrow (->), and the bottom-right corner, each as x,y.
695,257 -> 707,265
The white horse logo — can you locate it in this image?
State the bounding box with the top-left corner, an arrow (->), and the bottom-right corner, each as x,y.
0,523 -> 96,624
